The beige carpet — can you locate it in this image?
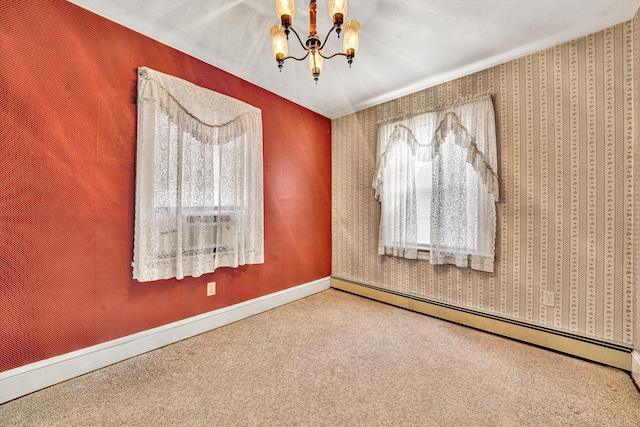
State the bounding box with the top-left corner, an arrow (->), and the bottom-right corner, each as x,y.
1,289 -> 639,426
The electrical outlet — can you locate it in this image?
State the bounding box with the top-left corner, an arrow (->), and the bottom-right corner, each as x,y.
207,282 -> 216,296
542,291 -> 555,307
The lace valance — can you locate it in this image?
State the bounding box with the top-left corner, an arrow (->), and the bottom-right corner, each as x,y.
137,67 -> 261,146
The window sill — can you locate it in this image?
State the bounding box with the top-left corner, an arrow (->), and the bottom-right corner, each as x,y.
417,248 -> 430,261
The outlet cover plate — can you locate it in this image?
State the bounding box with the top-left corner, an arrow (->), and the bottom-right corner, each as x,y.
543,291 -> 555,307
207,282 -> 216,296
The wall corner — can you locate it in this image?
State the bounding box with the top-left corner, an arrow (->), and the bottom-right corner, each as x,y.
633,5 -> 640,356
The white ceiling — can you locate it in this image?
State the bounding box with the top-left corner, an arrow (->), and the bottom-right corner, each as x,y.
69,0 -> 639,119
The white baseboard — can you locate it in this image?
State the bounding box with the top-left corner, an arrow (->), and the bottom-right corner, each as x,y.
0,277 -> 330,404
633,350 -> 640,390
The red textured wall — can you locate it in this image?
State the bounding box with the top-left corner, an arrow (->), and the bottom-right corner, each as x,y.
0,0 -> 331,371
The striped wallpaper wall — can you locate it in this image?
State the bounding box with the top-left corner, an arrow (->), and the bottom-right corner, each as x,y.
333,19 -> 636,347
634,13 -> 640,352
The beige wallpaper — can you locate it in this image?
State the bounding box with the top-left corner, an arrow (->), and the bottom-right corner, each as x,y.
333,21 -> 635,347
634,12 -> 640,352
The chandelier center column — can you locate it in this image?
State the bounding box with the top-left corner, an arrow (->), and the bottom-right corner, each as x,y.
309,0 -> 317,37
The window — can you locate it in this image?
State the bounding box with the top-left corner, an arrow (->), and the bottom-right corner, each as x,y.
415,158 -> 432,248
133,67 -> 264,282
373,94 -> 499,272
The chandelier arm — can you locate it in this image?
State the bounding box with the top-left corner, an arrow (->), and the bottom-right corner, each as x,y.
318,25 -> 337,51
318,51 -> 346,60
282,52 -> 311,62
287,26 -> 309,51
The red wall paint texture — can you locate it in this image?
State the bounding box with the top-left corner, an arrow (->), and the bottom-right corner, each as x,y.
0,0 -> 332,371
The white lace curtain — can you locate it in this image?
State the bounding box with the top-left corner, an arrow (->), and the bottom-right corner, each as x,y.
373,93 -> 499,272
133,67 -> 264,282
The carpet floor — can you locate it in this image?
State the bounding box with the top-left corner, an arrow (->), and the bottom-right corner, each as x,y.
1,288 -> 639,426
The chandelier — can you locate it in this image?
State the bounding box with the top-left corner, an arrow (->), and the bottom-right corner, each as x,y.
270,0 -> 361,83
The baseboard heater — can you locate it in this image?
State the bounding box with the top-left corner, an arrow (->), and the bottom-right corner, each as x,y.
330,277 -> 632,371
